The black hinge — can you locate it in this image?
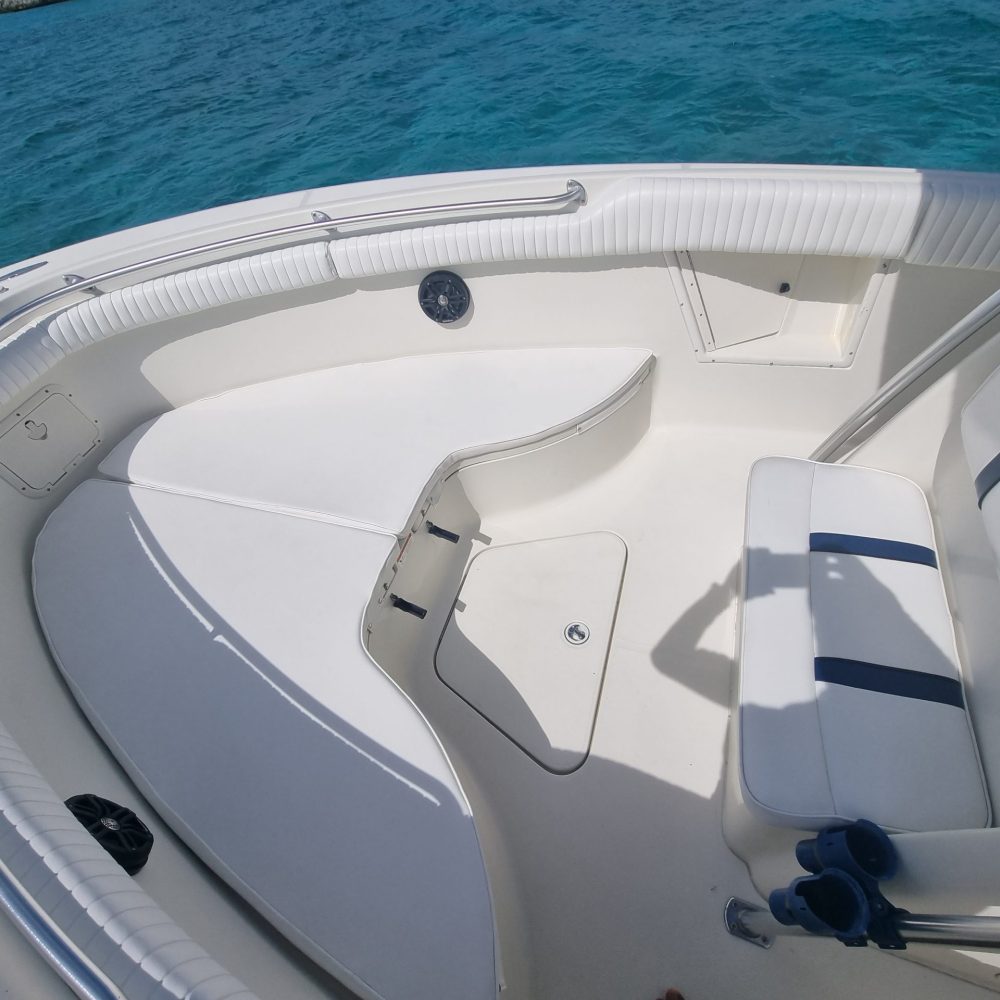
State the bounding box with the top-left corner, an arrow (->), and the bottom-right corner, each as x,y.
426,521 -> 461,544
389,594 -> 428,619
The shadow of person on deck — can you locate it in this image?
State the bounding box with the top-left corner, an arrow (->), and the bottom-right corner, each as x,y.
651,562 -> 740,706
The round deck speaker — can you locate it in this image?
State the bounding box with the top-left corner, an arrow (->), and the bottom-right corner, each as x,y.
65,793 -> 154,875
418,270 -> 471,324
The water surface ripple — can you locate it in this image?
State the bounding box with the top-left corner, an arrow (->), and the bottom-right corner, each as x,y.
2,0 -> 999,266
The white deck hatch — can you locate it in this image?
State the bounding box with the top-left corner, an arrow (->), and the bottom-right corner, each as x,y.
437,532 -> 626,773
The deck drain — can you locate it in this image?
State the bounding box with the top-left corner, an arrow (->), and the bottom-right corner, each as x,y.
564,622 -> 590,645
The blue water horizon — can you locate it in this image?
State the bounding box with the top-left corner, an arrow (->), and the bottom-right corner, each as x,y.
3,0 -> 999,267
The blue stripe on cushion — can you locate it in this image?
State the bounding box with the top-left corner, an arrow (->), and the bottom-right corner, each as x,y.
809,532 -> 937,569
974,451 -> 1000,508
815,657 -> 964,708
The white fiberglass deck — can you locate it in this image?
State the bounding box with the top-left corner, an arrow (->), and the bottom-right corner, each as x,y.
34,418 -> 993,1000
5,164 -> 1000,1000
374,424 -> 995,1000
11,420 -> 1000,1000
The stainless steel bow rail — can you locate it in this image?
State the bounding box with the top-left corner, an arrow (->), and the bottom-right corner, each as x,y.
0,179 -> 587,338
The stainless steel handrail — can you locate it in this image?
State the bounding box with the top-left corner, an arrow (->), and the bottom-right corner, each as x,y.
0,179 -> 587,337
727,898 -> 1000,951
895,913 -> 1000,948
811,283 -> 1000,462
0,858 -> 123,1000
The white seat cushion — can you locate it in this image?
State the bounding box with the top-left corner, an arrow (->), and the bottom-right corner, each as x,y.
99,348 -> 653,535
962,365 -> 1000,568
739,457 -> 989,832
33,481 -> 498,1000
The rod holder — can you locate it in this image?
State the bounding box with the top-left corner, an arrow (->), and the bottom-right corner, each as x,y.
727,819 -> 1000,953
795,819 -> 898,887
769,869 -> 870,941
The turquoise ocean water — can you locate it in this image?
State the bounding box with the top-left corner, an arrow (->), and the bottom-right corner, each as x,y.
2,0 -> 999,267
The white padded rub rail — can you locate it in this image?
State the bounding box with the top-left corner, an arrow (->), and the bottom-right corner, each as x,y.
0,721 -> 259,1000
906,172 -> 1000,271
329,174 -> 926,279
0,242 -> 335,406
